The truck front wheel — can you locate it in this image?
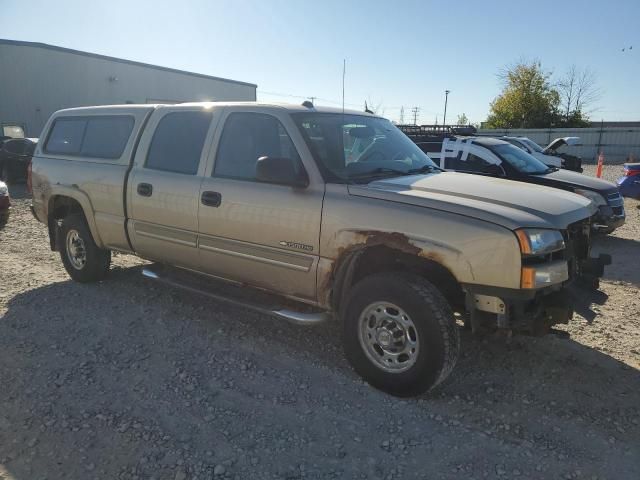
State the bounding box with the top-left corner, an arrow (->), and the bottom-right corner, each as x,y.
59,214 -> 111,282
343,273 -> 460,397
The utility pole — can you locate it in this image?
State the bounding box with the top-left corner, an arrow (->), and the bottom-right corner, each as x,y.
442,90 -> 450,127
308,96 -> 316,105
399,106 -> 405,124
411,106 -> 420,125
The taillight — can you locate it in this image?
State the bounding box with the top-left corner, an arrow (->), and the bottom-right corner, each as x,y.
27,160 -> 32,193
624,168 -> 640,177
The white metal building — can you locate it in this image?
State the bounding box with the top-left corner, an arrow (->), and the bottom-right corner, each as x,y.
478,127 -> 640,164
0,39 -> 257,137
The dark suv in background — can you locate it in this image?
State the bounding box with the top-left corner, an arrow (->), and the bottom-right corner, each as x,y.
405,133 -> 625,234
0,137 -> 38,183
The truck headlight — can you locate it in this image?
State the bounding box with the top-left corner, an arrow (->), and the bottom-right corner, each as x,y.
574,189 -> 606,206
515,229 -> 565,256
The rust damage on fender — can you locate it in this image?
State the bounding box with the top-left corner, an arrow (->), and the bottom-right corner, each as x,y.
317,230 -> 448,310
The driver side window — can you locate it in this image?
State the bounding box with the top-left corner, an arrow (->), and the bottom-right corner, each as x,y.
214,112 -> 302,181
344,125 -> 375,164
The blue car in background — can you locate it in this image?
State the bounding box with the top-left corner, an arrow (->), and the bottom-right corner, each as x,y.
617,163 -> 640,199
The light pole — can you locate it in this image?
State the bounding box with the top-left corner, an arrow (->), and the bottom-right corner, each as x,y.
443,90 -> 450,128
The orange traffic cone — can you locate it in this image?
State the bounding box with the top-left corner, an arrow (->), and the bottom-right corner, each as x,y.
596,152 -> 604,178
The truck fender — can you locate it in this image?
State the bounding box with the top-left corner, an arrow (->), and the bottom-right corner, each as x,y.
47,186 -> 105,250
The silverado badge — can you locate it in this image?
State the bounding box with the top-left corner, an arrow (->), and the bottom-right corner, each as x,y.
279,241 -> 314,252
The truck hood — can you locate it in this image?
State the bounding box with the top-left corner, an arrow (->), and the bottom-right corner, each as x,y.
544,137 -> 581,154
531,168 -> 618,194
348,172 -> 596,231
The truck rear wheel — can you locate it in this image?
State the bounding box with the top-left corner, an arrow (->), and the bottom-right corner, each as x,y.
59,214 -> 111,282
343,273 -> 460,397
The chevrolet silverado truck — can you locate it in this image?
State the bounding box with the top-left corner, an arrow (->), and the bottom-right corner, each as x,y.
30,102 -> 608,396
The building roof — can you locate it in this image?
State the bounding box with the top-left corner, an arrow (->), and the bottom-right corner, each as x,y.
588,121 -> 640,128
0,38 -> 257,88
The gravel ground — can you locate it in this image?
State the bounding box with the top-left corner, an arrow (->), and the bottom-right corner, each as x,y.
0,165 -> 638,480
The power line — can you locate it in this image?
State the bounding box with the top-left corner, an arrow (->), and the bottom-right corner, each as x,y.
257,89 -> 441,118
411,107 -> 420,125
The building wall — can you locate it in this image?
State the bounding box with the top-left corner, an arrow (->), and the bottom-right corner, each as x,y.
0,41 -> 256,137
478,127 -> 640,164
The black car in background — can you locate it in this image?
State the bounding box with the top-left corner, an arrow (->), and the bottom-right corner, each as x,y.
0,137 -> 38,183
414,135 -> 625,234
501,136 -> 583,172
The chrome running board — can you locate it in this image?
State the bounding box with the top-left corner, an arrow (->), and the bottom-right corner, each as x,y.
142,266 -> 330,326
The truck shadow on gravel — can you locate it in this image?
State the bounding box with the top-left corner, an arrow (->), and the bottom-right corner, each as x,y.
1,266 -> 639,479
592,234 -> 640,287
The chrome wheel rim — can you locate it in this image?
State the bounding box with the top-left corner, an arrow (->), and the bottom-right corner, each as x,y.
66,229 -> 87,270
358,302 -> 420,373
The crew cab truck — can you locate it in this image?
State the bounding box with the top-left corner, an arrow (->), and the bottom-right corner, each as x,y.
31,103 -> 608,396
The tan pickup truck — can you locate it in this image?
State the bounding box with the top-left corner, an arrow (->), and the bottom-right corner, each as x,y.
30,102 -> 608,396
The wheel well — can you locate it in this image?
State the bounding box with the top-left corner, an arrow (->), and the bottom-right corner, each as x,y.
47,196 -> 85,251
344,246 -> 464,312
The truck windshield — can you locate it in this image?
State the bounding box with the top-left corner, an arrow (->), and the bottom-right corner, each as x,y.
292,113 -> 438,182
489,144 -> 550,174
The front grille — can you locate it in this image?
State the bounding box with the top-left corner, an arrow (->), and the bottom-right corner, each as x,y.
606,191 -> 624,208
606,192 -> 621,201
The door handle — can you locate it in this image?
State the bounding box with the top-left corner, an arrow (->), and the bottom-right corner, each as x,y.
201,191 -> 222,207
137,183 -> 153,197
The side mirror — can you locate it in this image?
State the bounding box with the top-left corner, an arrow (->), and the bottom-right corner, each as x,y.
256,156 -> 308,188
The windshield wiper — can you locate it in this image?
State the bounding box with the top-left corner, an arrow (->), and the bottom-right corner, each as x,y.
406,164 -> 442,174
347,167 -> 409,180
528,166 -> 558,175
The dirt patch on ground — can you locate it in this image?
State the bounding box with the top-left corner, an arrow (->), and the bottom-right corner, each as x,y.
0,168 -> 638,479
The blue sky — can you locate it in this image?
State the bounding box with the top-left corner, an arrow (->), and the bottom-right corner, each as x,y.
1,0 -> 638,124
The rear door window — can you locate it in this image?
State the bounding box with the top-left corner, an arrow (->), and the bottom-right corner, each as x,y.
145,111 -> 213,175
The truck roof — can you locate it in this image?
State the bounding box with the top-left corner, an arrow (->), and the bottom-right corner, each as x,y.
419,136 -> 511,148
50,102 -> 376,117
466,137 -> 510,147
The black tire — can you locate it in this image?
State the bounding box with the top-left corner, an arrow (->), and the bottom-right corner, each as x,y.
59,214 -> 111,282
343,273 -> 460,397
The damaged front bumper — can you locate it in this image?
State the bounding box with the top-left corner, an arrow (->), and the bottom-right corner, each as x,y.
592,205 -> 626,233
463,253 -> 611,336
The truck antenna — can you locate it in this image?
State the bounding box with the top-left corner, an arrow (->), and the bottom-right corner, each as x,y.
342,59 -> 346,115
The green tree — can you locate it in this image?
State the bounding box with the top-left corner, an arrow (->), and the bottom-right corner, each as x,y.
485,61 -> 560,128
456,113 -> 469,125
